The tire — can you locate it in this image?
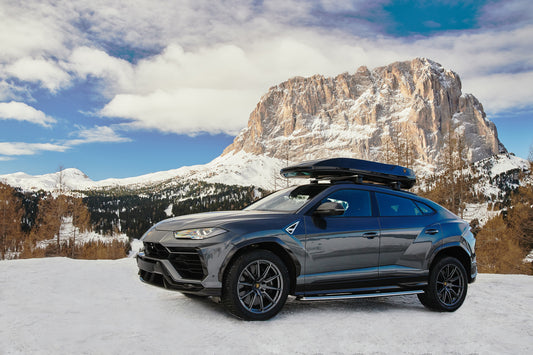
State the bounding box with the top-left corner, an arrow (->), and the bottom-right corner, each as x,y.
222,250 -> 289,321
418,256 -> 468,312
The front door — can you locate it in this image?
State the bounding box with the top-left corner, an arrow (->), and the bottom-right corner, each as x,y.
303,188 -> 380,293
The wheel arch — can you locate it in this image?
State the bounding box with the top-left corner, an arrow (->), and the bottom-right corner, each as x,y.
219,239 -> 301,295
429,243 -> 473,282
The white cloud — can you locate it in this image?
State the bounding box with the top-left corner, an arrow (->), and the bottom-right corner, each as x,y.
68,47 -> 133,93
480,0 -> 533,27
465,71 -> 533,112
0,0 -> 532,137
0,101 -> 56,127
101,89 -> 260,135
0,142 -> 68,156
4,57 -> 71,92
0,125 -> 130,160
66,126 -> 131,145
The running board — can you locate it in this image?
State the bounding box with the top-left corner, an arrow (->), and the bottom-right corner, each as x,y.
298,290 -> 424,301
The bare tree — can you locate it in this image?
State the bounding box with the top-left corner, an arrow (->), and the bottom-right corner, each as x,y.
0,183 -> 24,259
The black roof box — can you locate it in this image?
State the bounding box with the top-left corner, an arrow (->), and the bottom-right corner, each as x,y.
280,158 -> 416,189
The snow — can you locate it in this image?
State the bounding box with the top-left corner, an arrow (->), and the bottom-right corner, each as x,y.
0,151 -> 285,191
34,217 -> 128,250
1,257 -> 532,354
489,154 -> 530,178
462,202 -> 499,226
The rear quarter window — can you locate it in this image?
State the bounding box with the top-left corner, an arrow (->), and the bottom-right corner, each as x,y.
376,193 -> 423,217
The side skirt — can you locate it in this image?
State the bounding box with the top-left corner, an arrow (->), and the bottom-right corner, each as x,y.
298,290 -> 424,301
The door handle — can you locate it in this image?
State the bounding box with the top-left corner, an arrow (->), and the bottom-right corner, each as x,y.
425,229 -> 439,235
362,232 -> 378,239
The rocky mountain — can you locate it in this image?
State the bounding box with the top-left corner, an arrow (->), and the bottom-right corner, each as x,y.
0,58 -> 522,195
223,58 -> 505,170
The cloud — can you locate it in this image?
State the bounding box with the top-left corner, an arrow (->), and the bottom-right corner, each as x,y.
0,101 -> 56,127
66,125 -> 131,145
0,125 -> 130,160
4,57 -> 71,92
0,0 -> 532,138
465,71 -> 533,112
100,89 -> 260,135
68,47 -> 133,93
0,142 -> 68,156
479,0 -> 533,27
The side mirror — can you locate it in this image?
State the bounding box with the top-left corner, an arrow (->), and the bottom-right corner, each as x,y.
314,202 -> 345,216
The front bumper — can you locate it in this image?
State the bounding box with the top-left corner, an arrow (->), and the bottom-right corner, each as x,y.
137,251 -> 221,296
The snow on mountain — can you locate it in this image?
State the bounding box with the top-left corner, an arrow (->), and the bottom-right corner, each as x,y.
1,257 -> 532,354
0,151 -> 287,191
0,58 -> 526,194
223,58 -> 504,170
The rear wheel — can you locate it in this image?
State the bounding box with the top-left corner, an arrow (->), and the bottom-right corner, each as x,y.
418,256 -> 468,312
222,250 -> 289,321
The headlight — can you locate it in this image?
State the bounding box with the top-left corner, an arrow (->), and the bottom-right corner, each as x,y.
173,227 -> 227,240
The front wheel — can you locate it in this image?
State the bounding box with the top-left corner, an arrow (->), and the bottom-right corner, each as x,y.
418,257 -> 468,312
222,250 -> 289,321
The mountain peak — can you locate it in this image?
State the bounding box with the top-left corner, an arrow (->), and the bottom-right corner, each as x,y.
222,58 -> 503,169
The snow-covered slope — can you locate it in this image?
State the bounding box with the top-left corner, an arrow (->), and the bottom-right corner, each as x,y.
1,257 -> 532,354
0,151 -> 286,191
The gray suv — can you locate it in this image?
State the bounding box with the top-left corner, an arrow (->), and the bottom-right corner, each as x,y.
137,158 -> 476,320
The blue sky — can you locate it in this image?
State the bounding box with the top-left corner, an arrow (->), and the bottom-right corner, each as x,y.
0,0 -> 532,180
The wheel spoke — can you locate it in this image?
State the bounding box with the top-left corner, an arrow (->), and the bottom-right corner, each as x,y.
247,293 -> 257,311
243,267 -> 255,280
259,264 -> 272,282
258,291 -> 265,311
264,274 -> 280,283
262,290 -> 275,303
240,289 -> 254,301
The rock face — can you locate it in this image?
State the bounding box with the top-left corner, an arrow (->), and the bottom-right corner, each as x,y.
223,58 -> 505,169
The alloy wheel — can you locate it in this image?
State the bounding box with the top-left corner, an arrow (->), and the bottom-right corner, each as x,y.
436,264 -> 465,307
237,260 -> 284,314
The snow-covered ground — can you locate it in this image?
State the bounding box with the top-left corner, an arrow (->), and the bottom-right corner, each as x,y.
1,258 -> 532,354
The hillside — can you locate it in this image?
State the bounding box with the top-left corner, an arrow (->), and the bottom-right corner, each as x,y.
1,257 -> 532,354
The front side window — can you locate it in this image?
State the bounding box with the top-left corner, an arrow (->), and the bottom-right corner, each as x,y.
376,193 -> 422,217
245,185 -> 329,212
320,189 -> 372,217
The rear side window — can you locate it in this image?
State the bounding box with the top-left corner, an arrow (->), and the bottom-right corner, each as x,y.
321,189 -> 372,217
376,193 -> 422,217
414,201 -> 435,215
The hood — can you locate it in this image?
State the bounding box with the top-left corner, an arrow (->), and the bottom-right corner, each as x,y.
153,210 -> 290,231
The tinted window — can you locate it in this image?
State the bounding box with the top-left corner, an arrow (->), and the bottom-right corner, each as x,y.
321,189 -> 372,217
414,201 -> 435,215
245,184 -> 328,212
376,193 -> 422,217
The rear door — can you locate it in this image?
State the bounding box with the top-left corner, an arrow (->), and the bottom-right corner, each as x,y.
375,192 -> 433,280
303,188 -> 380,293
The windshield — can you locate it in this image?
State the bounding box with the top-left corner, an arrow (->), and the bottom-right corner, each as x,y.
245,184 -> 329,212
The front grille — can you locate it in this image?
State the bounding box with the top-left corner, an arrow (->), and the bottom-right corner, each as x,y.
168,249 -> 205,280
144,242 -> 170,258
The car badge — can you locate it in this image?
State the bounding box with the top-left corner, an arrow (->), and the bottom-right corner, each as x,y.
285,221 -> 300,235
